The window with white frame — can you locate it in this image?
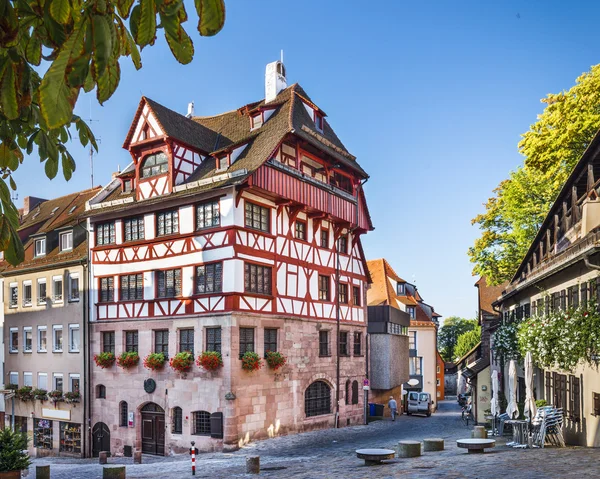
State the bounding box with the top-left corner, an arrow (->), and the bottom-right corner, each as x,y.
59,230 -> 73,251
69,324 -> 80,352
23,327 -> 32,352
37,279 -> 47,304
407,306 -> 416,319
53,325 -> 63,352
68,273 -> 79,302
37,373 -> 48,390
23,281 -> 32,307
9,328 -> 18,352
69,374 -> 80,393
53,276 -> 63,302
397,282 -> 405,295
34,237 -> 46,257
38,326 -> 47,352
23,372 -> 33,387
53,373 -> 63,392
9,372 -> 18,387
9,282 -> 17,308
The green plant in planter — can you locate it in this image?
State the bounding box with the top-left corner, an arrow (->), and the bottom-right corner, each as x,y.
169,352 -> 194,372
32,389 -> 48,401
117,351 -> 140,369
5,384 -> 17,391
94,352 -> 116,369
64,391 -> 81,403
197,351 -> 223,371
241,351 -> 262,372
48,390 -> 63,402
265,351 -> 287,370
143,352 -> 166,371
15,387 -> 33,402
0,427 -> 31,473
536,399 -> 548,408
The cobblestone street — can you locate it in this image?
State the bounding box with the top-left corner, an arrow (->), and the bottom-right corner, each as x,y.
30,400 -> 600,478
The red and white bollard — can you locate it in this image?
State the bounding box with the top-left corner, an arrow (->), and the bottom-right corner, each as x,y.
189,441 -> 198,475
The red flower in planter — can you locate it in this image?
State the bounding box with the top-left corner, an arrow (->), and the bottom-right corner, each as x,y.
117,351 -> 140,369
197,351 -> 223,371
241,351 -> 262,372
94,352 -> 116,369
265,351 -> 287,370
143,352 -> 166,371
169,352 -> 194,372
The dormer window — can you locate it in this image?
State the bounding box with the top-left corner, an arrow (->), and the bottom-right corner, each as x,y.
216,155 -> 229,172
251,113 -> 263,130
407,306 -> 416,319
59,230 -> 73,252
34,237 -> 46,257
140,152 -> 168,179
122,179 -> 133,193
397,283 -> 405,295
314,112 -> 324,132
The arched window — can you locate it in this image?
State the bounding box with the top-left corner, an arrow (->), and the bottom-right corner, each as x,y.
119,401 -> 128,427
96,384 -> 106,399
345,380 -> 351,405
172,407 -> 182,434
305,381 -> 331,417
140,152 -> 168,179
351,380 -> 359,405
192,411 -> 211,436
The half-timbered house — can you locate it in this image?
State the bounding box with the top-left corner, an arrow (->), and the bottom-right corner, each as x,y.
85,61 -> 373,456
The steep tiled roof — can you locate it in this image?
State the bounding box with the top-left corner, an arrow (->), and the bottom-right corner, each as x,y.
475,276 -> 506,322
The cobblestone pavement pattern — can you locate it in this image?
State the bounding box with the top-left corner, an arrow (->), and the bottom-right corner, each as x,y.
29,400 -> 600,478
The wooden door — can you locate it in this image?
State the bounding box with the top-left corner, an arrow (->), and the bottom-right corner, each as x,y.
141,403 -> 165,456
92,422 -> 110,457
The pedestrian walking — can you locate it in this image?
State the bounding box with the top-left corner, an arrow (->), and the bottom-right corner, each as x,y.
388,396 -> 398,421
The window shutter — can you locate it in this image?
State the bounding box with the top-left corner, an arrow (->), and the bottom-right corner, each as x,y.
560,290 -> 566,310
210,412 -> 223,438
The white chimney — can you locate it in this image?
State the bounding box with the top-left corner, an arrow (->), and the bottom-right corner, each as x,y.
265,60 -> 287,103
186,101 -> 194,118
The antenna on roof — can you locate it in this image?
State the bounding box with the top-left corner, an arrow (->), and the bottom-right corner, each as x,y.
85,98 -> 100,188
186,101 -> 194,118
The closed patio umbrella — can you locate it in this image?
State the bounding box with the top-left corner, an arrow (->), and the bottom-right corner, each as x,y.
491,370 -> 499,417
506,360 -> 518,419
524,351 -> 537,420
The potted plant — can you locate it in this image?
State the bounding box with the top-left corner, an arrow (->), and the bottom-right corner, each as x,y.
48,390 -> 63,403
33,389 -> 48,401
5,384 -> 17,392
64,391 -> 81,404
0,428 -> 31,478
15,386 -> 33,402
265,351 -> 287,370
143,352 -> 166,371
197,351 -> 223,371
94,352 -> 116,369
117,351 -> 140,369
169,352 -> 194,373
241,351 -> 262,372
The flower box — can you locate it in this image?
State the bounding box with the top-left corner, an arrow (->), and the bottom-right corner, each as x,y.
241,351 -> 262,372
33,389 -> 48,401
48,390 -> 63,403
64,391 -> 80,403
169,352 -> 194,372
197,351 -> 223,371
94,352 -> 116,369
117,351 -> 140,369
265,351 -> 287,370
16,387 -> 33,402
143,352 -> 166,371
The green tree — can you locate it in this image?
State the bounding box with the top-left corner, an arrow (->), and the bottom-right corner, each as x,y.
454,326 -> 481,361
0,0 -> 226,265
469,64 -> 600,285
437,317 -> 478,362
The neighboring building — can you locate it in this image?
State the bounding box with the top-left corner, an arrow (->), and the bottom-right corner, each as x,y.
366,259 -> 440,411
454,342 -> 490,424
2,190 -> 99,457
495,128 -> 600,447
86,60 -> 373,456
444,362 -> 457,397
436,350 -> 445,400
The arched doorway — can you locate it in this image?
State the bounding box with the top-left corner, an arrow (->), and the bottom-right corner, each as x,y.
141,403 -> 165,456
92,422 -> 110,457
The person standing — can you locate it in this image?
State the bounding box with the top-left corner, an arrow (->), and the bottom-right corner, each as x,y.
388,396 -> 398,421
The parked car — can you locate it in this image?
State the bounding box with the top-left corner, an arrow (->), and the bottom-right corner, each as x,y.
407,391 -> 432,416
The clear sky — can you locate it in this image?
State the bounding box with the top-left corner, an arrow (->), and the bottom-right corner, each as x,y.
13,0 -> 600,319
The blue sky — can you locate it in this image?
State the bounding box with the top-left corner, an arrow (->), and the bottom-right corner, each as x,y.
14,0 -> 600,319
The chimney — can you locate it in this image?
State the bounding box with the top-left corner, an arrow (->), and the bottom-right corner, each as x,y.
186,101 -> 194,118
265,60 -> 287,103
23,196 -> 47,216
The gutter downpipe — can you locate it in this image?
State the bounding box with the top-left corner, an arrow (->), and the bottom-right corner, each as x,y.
584,253 -> 600,271
83,257 -> 90,457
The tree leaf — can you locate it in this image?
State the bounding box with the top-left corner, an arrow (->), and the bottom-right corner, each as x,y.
49,0 -> 71,25
9,175 -> 16,191
39,18 -> 87,129
67,52 -> 91,88
194,0 -> 225,36
117,0 -> 135,19
4,220 -> 24,265
96,59 -> 120,104
44,156 -> 59,179
129,4 -> 141,43
161,12 -> 194,64
0,141 -> 22,171
0,62 -> 18,120
137,0 -> 156,47
25,32 -> 42,66
61,149 -> 76,181
92,15 -> 112,78
123,23 -> 142,69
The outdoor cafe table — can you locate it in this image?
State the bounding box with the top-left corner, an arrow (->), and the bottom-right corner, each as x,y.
505,419 -> 528,447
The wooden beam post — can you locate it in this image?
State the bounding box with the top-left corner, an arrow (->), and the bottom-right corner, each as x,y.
588,163 -> 595,193
572,186 -> 579,223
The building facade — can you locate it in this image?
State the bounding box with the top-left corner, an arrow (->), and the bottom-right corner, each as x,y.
495,128 -> 600,447
436,351 -> 445,401
2,190 -> 97,457
86,62 -> 373,456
